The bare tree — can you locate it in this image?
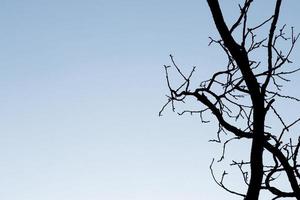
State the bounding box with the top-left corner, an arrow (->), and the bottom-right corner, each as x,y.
160,0 -> 300,199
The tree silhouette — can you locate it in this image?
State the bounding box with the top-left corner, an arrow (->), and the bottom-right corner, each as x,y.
160,0 -> 300,199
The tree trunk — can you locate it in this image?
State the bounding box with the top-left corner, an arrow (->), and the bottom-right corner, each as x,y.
245,101 -> 265,200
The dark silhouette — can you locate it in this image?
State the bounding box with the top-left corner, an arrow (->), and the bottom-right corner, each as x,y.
160,0 -> 300,199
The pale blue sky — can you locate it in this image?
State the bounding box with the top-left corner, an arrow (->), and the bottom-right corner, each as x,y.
0,1 -> 299,200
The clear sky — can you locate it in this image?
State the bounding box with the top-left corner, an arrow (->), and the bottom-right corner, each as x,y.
0,1 -> 299,200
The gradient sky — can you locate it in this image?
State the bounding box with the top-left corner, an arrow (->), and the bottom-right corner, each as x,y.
0,1 -> 300,200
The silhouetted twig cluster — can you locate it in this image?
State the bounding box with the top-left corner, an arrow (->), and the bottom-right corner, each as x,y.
160,0 -> 300,199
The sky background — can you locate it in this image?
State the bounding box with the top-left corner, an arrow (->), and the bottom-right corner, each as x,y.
0,0 -> 299,200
